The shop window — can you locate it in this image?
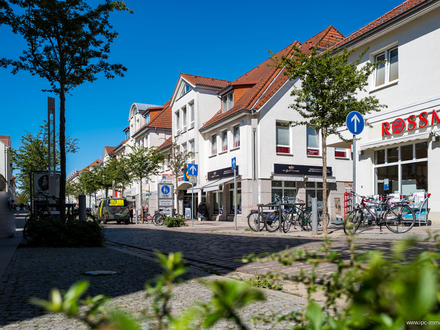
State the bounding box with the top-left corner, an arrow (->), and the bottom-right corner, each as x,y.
306,182 -> 324,208
229,183 -> 241,215
233,125 -> 240,148
335,148 -> 348,158
374,47 -> 398,87
213,192 -> 223,215
221,131 -> 228,152
307,126 -> 319,156
276,123 -> 290,154
374,143 -> 428,195
271,181 -> 297,202
211,135 -> 217,155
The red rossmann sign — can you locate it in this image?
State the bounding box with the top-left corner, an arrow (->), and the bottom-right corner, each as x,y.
382,109 -> 440,136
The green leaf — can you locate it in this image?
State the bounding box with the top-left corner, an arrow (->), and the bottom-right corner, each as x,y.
305,301 -> 323,330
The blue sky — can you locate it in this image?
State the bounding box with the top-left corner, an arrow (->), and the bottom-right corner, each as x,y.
0,0 -> 405,177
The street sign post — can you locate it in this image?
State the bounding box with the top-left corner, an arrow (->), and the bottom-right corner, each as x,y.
232,157 -> 237,230
188,163 -> 198,228
346,111 -> 365,200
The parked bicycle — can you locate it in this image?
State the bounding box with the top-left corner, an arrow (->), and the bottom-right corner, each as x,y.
152,209 -> 168,226
344,192 -> 416,234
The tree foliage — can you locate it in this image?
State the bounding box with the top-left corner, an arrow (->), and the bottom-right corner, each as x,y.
124,145 -> 164,205
273,46 -> 386,234
1,0 -> 132,221
11,123 -> 78,201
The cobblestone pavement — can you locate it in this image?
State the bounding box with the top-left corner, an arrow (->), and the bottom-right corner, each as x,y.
0,244 -> 306,329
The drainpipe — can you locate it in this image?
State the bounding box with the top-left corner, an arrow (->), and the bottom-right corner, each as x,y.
251,109 -> 258,207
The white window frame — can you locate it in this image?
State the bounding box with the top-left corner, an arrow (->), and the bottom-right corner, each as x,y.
222,92 -> 233,112
233,125 -> 240,149
276,122 -> 290,154
189,102 -> 195,129
211,134 -> 217,156
175,111 -> 180,132
182,142 -> 187,153
182,106 -> 187,132
372,45 -> 398,89
307,126 -> 320,156
221,130 -> 228,153
189,139 -> 195,162
334,147 -> 349,159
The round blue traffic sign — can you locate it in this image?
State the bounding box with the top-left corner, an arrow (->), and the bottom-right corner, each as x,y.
346,111 -> 365,135
161,185 -> 170,195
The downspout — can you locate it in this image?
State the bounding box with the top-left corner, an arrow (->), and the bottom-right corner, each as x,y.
251,109 -> 258,207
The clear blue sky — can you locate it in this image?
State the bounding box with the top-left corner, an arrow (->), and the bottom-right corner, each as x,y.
0,0 -> 404,177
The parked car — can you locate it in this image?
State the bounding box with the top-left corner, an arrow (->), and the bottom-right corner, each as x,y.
96,198 -> 131,224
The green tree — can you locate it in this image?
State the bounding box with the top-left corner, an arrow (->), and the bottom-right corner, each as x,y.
165,137 -> 195,215
93,163 -> 112,199
274,46 -> 386,234
105,156 -> 130,196
11,123 -> 78,202
1,0 -> 132,221
124,145 -> 164,210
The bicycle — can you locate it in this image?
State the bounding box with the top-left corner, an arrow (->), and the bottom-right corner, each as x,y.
152,209 -> 168,226
344,192 -> 415,235
142,211 -> 155,224
247,196 -> 286,232
281,200 -> 312,232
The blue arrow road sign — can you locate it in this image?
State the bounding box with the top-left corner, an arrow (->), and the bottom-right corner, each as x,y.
231,157 -> 236,169
188,164 -> 198,176
346,111 -> 365,135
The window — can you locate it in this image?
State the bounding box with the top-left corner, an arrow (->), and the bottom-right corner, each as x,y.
145,113 -> 150,125
307,126 -> 319,156
306,182 -> 324,208
211,135 -> 217,155
222,92 -> 233,112
374,47 -> 398,87
189,139 -> 195,161
335,148 -> 348,158
271,181 -> 296,202
182,142 -> 187,153
229,182 -> 241,215
175,111 -> 180,131
182,106 -> 187,131
189,102 -> 195,128
276,123 -> 290,154
233,125 -> 240,148
213,192 -> 223,215
221,131 -> 228,152
374,142 -> 428,195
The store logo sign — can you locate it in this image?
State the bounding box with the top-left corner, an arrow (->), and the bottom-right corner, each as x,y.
382,109 -> 440,136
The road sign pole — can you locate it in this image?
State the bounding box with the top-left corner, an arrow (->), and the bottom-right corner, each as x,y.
353,135 -> 356,200
234,168 -> 237,230
191,182 -> 194,228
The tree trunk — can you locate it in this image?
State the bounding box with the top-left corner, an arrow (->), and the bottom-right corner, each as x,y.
60,86 -> 66,222
322,128 -> 328,235
139,177 -> 143,213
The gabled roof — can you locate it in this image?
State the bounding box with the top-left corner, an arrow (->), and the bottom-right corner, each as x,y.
201,26 -> 344,131
132,99 -> 173,139
114,138 -> 130,153
332,0 -> 427,49
158,137 -> 172,151
81,159 -> 103,172
104,146 -> 116,154
181,73 -> 231,89
0,135 -> 11,147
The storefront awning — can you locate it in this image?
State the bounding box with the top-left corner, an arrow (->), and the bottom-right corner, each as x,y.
273,175 -> 304,181
306,176 -> 337,183
359,131 -> 430,151
203,177 -> 236,192
186,180 -> 218,194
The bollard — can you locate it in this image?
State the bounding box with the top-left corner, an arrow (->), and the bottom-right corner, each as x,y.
312,197 -> 318,235
79,195 -> 86,221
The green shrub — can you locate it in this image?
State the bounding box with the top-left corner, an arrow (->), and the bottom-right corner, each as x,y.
163,217 -> 187,227
248,275 -> 283,290
24,217 -> 105,247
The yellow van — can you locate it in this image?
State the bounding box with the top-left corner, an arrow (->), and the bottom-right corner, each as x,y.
97,198 -> 131,224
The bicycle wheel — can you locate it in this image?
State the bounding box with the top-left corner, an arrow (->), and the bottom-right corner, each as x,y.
265,211 -> 281,232
384,204 -> 415,233
300,212 -> 312,231
281,213 -> 292,233
343,209 -> 362,235
153,214 -> 165,226
247,211 -> 265,232
318,211 -> 330,228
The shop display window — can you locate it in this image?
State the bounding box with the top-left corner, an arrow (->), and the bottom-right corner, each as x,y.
271,181 -> 297,202
229,182 -> 241,215
306,182 -> 324,207
213,192 -> 223,215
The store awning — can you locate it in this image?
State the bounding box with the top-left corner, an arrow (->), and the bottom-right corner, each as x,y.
123,188 -> 136,197
272,175 -> 304,181
359,131 -> 430,151
186,180 -> 218,194
203,177 -> 236,192
306,176 -> 337,183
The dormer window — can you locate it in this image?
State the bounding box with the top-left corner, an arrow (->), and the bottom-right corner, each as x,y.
145,113 -> 150,125
222,92 -> 233,112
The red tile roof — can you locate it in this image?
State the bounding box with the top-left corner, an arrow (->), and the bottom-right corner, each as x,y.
201,26 -> 344,130
158,137 -> 172,151
0,135 -> 11,147
181,73 -> 231,89
104,146 -> 116,155
146,99 -> 172,129
332,0 -> 426,49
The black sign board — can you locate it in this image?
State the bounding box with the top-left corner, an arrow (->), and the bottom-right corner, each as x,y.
207,166 -> 239,181
274,164 -> 332,176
